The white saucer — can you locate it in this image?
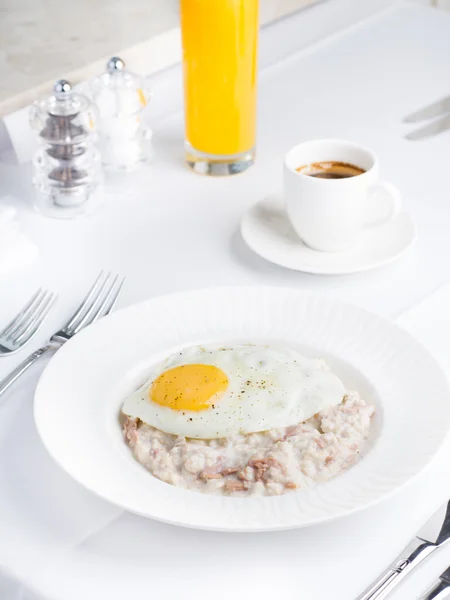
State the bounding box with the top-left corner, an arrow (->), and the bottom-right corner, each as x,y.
241,194 -> 418,275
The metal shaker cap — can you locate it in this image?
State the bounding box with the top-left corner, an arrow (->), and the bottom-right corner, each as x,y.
107,57 -> 126,72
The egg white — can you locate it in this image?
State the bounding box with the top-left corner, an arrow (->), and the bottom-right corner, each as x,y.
121,344 -> 346,439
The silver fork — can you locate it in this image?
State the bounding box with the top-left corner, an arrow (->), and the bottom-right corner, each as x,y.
0,289 -> 56,355
0,271 -> 125,399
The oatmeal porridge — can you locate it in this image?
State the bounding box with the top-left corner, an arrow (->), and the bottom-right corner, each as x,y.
123,391 -> 375,497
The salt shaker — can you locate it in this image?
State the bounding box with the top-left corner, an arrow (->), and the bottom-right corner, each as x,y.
29,80 -> 102,219
90,57 -> 153,170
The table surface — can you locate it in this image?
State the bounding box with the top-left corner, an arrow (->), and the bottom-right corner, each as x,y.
1,1 -> 450,599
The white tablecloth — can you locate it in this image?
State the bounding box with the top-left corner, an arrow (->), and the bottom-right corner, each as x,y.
2,1 -> 450,598
1,283 -> 450,600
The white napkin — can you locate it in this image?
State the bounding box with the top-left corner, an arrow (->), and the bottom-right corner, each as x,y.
2,284 -> 450,600
0,361 -> 123,593
0,566 -> 45,600
397,285 -> 450,374
2,107 -> 38,165
0,201 -> 37,277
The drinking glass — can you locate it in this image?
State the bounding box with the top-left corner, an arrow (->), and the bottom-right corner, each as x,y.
180,0 -> 259,176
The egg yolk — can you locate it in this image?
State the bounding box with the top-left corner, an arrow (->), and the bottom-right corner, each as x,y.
150,364 -> 229,411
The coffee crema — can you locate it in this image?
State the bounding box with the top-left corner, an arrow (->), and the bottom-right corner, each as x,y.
296,161 -> 365,179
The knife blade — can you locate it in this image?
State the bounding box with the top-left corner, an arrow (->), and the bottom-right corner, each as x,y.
356,501 -> 450,600
420,565 -> 450,600
405,114 -> 450,141
403,96 -> 450,123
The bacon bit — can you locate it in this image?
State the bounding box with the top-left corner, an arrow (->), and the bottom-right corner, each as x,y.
200,472 -> 222,480
222,466 -> 240,476
275,425 -> 300,442
325,455 -> 333,465
199,461 -> 224,480
285,425 -> 299,437
248,459 -> 265,468
255,469 -> 265,482
315,437 -> 327,449
224,480 -> 247,492
249,457 -> 286,481
248,459 -> 267,481
285,482 -> 297,489
123,417 -> 140,443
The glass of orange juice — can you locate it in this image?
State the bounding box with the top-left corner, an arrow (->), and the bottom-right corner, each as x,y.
180,0 -> 259,176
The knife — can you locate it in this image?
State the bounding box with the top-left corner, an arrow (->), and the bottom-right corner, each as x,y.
405,114 -> 450,141
356,501 -> 450,600
403,96 -> 450,123
420,565 -> 450,600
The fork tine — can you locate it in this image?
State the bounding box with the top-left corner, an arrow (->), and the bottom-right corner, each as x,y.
67,272 -> 113,334
8,290 -> 50,341
5,290 -> 48,340
71,274 -> 121,335
0,288 -> 43,338
64,271 -> 106,332
101,277 -> 125,317
15,293 -> 57,345
73,276 -> 125,335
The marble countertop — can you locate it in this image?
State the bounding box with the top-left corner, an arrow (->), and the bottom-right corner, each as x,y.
0,0 -> 320,117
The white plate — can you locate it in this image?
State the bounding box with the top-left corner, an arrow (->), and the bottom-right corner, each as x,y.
241,195 -> 418,275
34,287 -> 450,531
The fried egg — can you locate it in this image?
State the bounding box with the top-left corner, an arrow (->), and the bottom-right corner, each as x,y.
121,344 -> 345,439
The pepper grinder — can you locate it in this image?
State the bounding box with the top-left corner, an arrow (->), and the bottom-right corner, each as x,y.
29,80 -> 102,219
90,57 -> 153,170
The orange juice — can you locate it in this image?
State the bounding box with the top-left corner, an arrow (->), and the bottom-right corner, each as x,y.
180,0 -> 259,175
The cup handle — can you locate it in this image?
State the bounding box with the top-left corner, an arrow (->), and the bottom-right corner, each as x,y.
364,181 -> 402,228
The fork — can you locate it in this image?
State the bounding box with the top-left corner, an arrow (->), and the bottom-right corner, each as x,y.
0,289 -> 56,355
0,271 -> 125,399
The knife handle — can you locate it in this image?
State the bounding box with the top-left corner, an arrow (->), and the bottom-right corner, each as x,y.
420,581 -> 450,600
356,538 -> 437,600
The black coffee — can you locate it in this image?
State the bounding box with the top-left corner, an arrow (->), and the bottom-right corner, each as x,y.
296,161 -> 365,179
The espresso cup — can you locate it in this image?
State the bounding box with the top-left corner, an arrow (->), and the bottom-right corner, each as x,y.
284,139 -> 402,252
